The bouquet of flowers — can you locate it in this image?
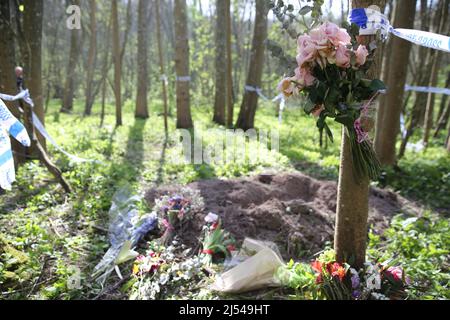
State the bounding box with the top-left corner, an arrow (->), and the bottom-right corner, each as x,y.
154,189 -> 204,245
278,22 -> 385,181
200,213 -> 236,265
308,250 -> 410,300
130,242 -> 206,300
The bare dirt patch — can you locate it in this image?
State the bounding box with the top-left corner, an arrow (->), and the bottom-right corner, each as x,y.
145,172 -> 422,260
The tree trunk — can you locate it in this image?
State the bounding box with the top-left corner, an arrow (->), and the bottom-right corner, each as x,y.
23,0 -> 45,149
0,0 -> 26,165
84,0 -> 97,116
434,100 -> 450,138
334,0 -> 386,269
235,0 -> 269,130
225,0 -> 234,128
174,0 -> 193,129
374,0 -> 416,166
436,72 -> 450,121
374,0 -> 394,148
423,0 -> 448,147
61,0 -> 81,113
112,0 -> 122,126
447,125 -> 450,152
156,0 -> 169,132
213,0 -> 227,125
135,0 -> 150,119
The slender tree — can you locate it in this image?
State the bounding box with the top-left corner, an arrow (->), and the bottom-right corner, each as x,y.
225,0 -> 234,128
174,0 -> 193,129
22,0 -> 45,148
112,0 -> 122,126
334,0 -> 386,269
61,0 -> 81,113
84,0 -> 97,116
135,0 -> 150,119
374,0 -> 416,166
0,0 -> 26,164
235,0 -> 269,130
156,0 -> 169,132
423,0 -> 449,147
398,0 -> 441,158
213,0 -> 227,125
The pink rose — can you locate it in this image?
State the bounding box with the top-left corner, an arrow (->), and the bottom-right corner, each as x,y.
386,266 -> 404,282
310,22 -> 352,47
335,28 -> 352,45
277,77 -> 295,97
294,67 -> 316,87
335,44 -> 351,68
296,35 -> 317,67
355,45 -> 369,66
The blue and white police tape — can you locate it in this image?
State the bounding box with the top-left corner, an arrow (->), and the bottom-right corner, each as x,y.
0,90 -> 99,164
0,98 -> 31,190
244,85 -> 270,101
404,85 -> 450,96
349,7 -> 450,53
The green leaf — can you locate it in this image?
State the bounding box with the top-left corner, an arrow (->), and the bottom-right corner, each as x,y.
299,6 -> 312,15
369,79 -> 386,92
335,114 -> 354,128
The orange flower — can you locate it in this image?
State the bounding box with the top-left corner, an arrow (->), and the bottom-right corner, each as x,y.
311,260 -> 323,273
330,262 -> 346,281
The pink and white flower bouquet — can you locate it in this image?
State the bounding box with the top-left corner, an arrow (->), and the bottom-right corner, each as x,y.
279,22 -> 384,181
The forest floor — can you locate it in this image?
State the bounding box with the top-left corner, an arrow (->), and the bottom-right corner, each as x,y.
0,98 -> 449,300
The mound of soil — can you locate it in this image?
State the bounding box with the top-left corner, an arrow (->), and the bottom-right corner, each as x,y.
145,172 -> 422,260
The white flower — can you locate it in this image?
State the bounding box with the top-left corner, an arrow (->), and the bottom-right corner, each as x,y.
365,264 -> 381,290
159,273 -> 170,285
204,212 -> 219,224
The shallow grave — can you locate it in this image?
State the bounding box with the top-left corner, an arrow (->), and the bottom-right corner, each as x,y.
145,172 -> 422,260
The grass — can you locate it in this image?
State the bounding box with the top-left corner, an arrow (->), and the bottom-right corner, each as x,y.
0,97 -> 448,299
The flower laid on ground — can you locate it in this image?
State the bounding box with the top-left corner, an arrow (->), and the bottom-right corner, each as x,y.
132,250 -> 165,277
278,21 -> 385,181
277,249 -> 411,300
200,213 -> 236,265
153,188 -> 204,245
129,241 -> 207,300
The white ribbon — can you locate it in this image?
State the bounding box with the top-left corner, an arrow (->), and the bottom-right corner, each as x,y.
272,94 -> 286,124
244,85 -> 269,101
349,8 -> 450,53
31,113 -> 98,163
176,76 -> 191,82
160,74 -> 168,84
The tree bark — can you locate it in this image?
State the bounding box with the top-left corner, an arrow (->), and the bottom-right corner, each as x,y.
61,0 -> 81,113
334,0 -> 386,269
23,0 -> 45,149
135,0 -> 150,119
235,0 -> 269,130
156,0 -> 169,132
225,0 -> 234,128
423,0 -> 448,147
374,0 -> 416,166
0,0 -> 26,165
112,0 -> 122,126
174,0 -> 193,129
213,0 -> 227,125
84,0 -> 97,116
434,100 -> 450,138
